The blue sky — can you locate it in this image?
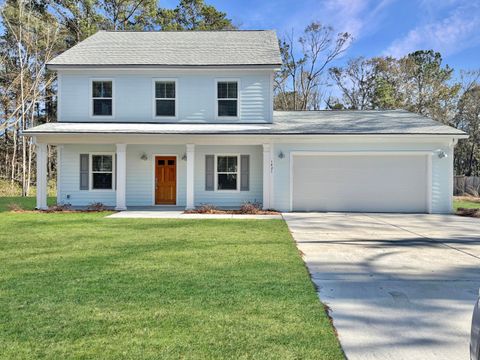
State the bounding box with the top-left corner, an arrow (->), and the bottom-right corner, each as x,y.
163,0 -> 480,72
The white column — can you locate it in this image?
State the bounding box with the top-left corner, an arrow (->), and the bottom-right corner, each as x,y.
186,144 -> 195,209
262,144 -> 271,210
36,143 -> 48,210
115,144 -> 127,210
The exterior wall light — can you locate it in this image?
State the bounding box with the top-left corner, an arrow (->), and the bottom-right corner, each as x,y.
437,150 -> 447,159
182,153 -> 187,161
140,152 -> 148,161
278,151 -> 285,159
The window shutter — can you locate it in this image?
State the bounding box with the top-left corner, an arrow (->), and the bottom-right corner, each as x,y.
114,154 -> 117,190
205,155 -> 214,191
79,154 -> 89,190
240,155 -> 250,191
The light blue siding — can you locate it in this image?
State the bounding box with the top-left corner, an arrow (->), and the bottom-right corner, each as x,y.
194,145 -> 263,207
58,144 -> 117,206
125,145 -> 187,206
58,144 -> 263,208
272,141 -> 452,213
58,70 -> 272,123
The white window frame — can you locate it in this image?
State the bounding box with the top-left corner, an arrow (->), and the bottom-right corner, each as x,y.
90,152 -> 115,191
90,78 -> 115,119
152,78 -> 178,120
215,79 -> 240,120
214,154 -> 240,192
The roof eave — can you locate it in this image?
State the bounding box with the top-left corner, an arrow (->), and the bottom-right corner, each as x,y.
46,63 -> 282,71
22,130 -> 469,138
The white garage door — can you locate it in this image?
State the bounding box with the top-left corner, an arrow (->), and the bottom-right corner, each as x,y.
292,153 -> 429,213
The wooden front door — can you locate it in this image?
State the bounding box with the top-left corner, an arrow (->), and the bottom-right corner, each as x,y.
155,156 -> 176,205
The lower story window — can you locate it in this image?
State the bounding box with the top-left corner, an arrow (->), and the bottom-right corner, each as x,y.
217,155 -> 238,190
92,155 -> 113,189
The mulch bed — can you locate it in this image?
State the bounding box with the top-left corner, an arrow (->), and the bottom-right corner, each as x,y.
184,209 -> 280,215
456,208 -> 480,218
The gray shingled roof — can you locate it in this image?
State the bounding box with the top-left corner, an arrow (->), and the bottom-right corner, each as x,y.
47,30 -> 282,68
24,110 -> 466,136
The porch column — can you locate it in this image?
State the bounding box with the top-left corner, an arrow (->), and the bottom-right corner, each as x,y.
262,144 -> 272,210
36,142 -> 48,210
186,144 -> 195,209
115,144 -> 127,210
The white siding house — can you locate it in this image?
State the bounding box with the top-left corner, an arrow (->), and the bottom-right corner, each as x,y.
25,30 -> 467,213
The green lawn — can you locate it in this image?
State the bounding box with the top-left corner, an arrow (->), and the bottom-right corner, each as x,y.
453,197 -> 480,210
0,197 -> 343,359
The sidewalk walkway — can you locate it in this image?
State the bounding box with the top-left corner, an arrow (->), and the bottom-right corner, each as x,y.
106,210 -> 282,219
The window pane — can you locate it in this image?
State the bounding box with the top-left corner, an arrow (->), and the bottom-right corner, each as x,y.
93,173 -> 112,189
217,82 -> 228,98
227,156 -> 237,172
218,100 -> 237,117
168,159 -> 175,165
92,81 -> 112,98
227,82 -> 237,98
155,82 -> 165,98
218,174 -> 237,190
165,82 -> 175,98
156,99 -> 175,116
92,155 -> 112,172
217,156 -> 228,172
93,99 -> 112,116
156,81 -> 175,99
217,82 -> 237,99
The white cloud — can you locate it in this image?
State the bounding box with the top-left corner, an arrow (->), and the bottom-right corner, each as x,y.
321,0 -> 393,38
384,2 -> 480,57
269,0 -> 394,41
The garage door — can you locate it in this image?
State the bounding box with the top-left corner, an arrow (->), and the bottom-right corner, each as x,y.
292,153 -> 429,213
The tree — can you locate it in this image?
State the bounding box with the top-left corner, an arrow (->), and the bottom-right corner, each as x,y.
158,0 -> 234,31
329,57 -> 378,110
400,50 -> 460,122
453,70 -> 480,176
1,0 -> 62,195
275,22 -> 351,110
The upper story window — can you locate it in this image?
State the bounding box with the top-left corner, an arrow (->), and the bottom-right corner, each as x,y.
155,80 -> 176,117
217,81 -> 238,117
91,80 -> 113,116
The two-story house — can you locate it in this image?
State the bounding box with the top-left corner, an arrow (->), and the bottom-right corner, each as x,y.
25,30 -> 467,213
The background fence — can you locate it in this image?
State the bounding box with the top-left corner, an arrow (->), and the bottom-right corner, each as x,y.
454,176 -> 480,196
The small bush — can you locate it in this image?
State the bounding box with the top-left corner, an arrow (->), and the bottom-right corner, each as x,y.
87,202 -> 108,211
194,204 -> 219,214
7,203 -> 24,212
46,203 -> 72,212
239,201 -> 262,214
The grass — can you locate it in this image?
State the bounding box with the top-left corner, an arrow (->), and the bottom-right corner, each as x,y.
453,196 -> 480,210
0,197 -> 343,359
0,196 -> 57,212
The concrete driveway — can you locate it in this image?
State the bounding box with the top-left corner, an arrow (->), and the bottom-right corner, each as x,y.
283,212 -> 480,360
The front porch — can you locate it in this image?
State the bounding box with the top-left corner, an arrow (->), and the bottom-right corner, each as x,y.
35,142 -> 274,211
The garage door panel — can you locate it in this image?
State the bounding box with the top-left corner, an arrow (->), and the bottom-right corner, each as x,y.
292,154 -> 428,213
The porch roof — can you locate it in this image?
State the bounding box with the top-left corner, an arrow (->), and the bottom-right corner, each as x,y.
23,110 -> 466,137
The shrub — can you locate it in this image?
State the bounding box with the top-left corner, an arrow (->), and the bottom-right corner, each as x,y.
87,202 -> 108,211
7,203 -> 24,212
46,203 -> 71,212
194,204 -> 219,214
239,201 -> 262,214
